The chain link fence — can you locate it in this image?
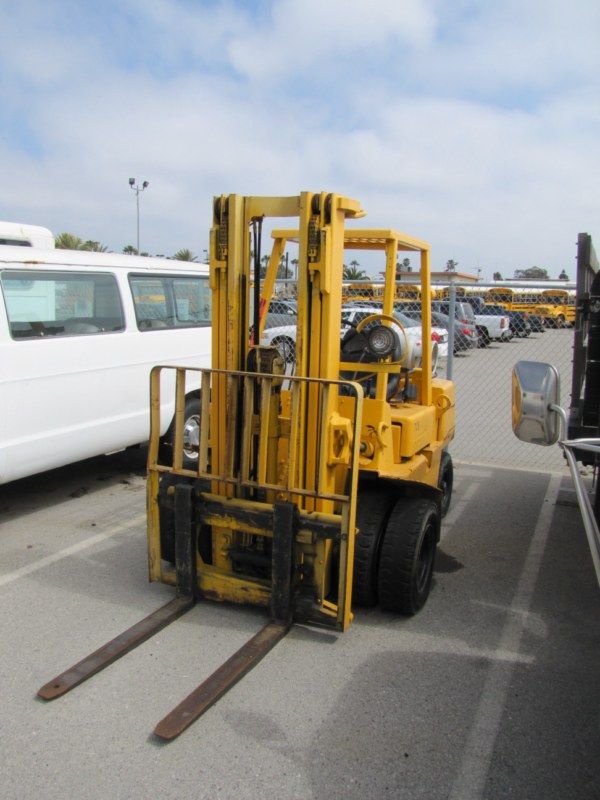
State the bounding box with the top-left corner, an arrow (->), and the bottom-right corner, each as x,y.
263,277 -> 578,473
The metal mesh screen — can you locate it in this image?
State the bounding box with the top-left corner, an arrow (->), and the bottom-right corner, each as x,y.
264,278 -> 576,474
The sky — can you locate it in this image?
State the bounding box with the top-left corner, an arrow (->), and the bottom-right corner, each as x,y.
0,0 -> 599,279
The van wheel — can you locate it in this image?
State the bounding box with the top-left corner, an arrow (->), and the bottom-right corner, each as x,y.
352,485 -> 396,607
161,396 -> 201,470
438,451 -> 453,518
378,498 -> 440,615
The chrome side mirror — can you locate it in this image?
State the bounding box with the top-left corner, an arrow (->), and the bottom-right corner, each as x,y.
512,360 -> 562,445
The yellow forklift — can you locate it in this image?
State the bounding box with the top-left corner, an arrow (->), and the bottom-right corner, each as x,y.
38,192 -> 455,740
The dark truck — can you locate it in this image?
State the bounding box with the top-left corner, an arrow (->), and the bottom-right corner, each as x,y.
511,232 -> 600,587
569,233 -> 600,476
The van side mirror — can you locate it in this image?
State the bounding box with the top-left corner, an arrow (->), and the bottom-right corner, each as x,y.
512,361 -> 562,445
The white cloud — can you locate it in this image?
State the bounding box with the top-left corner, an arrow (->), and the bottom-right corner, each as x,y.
413,1 -> 600,97
0,1 -> 598,277
228,0 -> 436,80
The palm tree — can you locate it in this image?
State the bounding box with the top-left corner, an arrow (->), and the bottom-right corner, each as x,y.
173,248 -> 198,262
343,263 -> 368,280
395,257 -> 411,277
80,240 -> 108,252
55,232 -> 84,250
445,259 -> 459,272
123,245 -> 138,255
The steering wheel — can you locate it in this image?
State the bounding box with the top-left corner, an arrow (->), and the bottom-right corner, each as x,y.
354,313 -> 410,366
342,312 -> 411,400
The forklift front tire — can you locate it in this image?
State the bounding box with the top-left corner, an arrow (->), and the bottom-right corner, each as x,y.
378,498 -> 439,615
352,486 -> 396,607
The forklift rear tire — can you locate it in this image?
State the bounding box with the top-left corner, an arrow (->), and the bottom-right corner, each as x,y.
352,486 -> 396,607
378,498 -> 439,615
438,451 -> 453,518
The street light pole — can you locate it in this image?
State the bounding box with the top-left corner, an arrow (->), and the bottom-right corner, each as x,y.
128,178 -> 149,253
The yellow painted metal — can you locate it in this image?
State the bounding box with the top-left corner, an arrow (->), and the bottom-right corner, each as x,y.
258,236 -> 285,338
147,366 -> 163,583
147,193 -> 454,633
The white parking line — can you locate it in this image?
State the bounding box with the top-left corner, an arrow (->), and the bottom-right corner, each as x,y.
0,514 -> 146,589
442,482 -> 481,535
454,466 -> 494,479
448,472 -> 562,800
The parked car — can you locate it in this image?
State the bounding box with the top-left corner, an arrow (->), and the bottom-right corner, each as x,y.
460,296 -> 512,346
268,299 -> 297,315
262,304 -> 447,373
485,304 -> 531,337
430,300 -> 479,348
526,314 -> 546,332
262,298 -> 298,331
402,308 -> 477,354
340,306 -> 445,372
339,301 -> 450,355
260,322 -> 296,362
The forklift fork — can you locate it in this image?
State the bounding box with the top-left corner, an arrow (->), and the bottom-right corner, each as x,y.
37,486 -> 295,741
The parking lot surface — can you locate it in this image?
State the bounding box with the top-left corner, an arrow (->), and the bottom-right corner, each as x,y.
1,448 -> 598,800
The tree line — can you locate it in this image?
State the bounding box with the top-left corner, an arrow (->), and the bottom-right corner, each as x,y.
54,232 -> 200,262
53,235 -> 571,281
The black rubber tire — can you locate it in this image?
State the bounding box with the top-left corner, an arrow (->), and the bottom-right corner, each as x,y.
438,451 -> 453,518
477,327 -> 490,348
378,498 -> 440,615
352,485 -> 396,607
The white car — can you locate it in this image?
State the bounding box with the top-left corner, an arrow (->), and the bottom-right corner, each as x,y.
261,323 -> 297,363
261,305 -> 446,374
341,307 -> 448,361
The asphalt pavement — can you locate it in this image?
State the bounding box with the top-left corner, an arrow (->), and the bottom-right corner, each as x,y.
0,449 -> 598,800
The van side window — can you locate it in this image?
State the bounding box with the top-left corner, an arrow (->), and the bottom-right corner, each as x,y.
0,270 -> 125,339
130,274 -> 211,330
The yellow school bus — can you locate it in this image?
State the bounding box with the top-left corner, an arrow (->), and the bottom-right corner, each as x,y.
539,288 -> 575,327
483,287 -> 558,326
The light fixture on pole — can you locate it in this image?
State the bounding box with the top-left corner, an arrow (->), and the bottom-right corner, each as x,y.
129,178 -> 149,254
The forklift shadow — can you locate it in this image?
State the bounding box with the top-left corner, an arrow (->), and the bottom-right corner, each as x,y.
301,649 -> 489,798
214,648 -> 492,798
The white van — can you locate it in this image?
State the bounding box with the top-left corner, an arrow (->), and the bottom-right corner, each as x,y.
0,245 -> 211,484
0,221 -> 55,249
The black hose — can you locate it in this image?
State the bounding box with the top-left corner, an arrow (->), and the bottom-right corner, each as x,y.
252,218 -> 262,345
